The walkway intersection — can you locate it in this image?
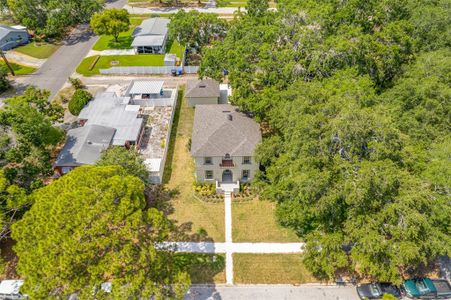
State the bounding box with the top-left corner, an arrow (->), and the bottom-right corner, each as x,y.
161,189 -> 304,285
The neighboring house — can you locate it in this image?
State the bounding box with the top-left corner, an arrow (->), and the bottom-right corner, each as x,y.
131,17 -> 170,54
125,80 -> 175,107
191,104 -> 261,192
185,78 -> 220,107
0,25 -> 29,50
54,92 -> 144,175
0,280 -> 26,299
54,125 -> 115,175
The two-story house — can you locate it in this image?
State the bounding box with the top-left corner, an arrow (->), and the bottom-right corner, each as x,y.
191,104 -> 261,193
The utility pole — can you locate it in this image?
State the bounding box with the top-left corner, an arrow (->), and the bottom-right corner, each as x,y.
0,49 -> 15,76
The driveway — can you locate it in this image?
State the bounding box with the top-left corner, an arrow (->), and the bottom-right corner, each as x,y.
184,284 -> 360,300
6,0 -> 128,100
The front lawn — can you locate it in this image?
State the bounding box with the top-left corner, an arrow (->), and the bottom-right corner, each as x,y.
76,54 -> 165,76
232,199 -> 300,242
234,254 -> 315,284
14,42 -> 59,59
0,61 -> 36,75
167,40 -> 185,57
176,253 -> 226,283
163,91 -> 225,242
92,29 -> 134,51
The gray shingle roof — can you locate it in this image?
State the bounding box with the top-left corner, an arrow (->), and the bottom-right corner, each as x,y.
191,104 -> 261,157
185,78 -> 220,98
132,17 -> 169,37
54,125 -> 115,167
78,92 -> 143,146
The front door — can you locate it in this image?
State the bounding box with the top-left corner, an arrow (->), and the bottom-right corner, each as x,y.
222,170 -> 233,183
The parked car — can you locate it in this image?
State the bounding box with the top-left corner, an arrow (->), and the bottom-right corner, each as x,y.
431,279 -> 451,299
402,278 -> 437,299
0,280 -> 27,299
356,283 -> 401,299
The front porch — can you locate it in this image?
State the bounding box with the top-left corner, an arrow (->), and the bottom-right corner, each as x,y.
216,180 -> 240,194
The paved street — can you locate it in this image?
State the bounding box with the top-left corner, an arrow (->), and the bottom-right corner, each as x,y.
8,0 -> 128,100
124,4 -> 244,14
183,284 -> 360,300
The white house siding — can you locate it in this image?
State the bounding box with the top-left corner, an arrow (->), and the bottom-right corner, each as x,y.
187,96 -> 219,107
194,156 -> 259,183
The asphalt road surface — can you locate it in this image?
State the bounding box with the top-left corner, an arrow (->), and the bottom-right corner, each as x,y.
9,0 -> 128,100
183,284 -> 360,300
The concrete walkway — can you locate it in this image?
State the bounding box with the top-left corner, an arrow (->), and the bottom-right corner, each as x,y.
86,49 -> 135,58
160,190 -> 304,285
4,51 -> 46,68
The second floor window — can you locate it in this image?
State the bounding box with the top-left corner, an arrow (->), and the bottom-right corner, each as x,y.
243,156 -> 251,164
204,157 -> 212,164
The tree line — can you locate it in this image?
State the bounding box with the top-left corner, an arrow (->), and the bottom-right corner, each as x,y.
200,0 -> 450,284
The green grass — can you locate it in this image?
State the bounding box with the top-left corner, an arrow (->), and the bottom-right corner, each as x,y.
176,253 -> 226,283
232,199 -> 300,242
234,254 -> 315,284
163,93 -> 225,242
0,62 -> 36,75
92,30 -> 134,51
14,42 -> 59,59
76,54 -> 165,76
167,40 -> 185,57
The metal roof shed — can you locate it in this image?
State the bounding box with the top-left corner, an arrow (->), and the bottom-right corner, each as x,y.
126,80 -> 164,96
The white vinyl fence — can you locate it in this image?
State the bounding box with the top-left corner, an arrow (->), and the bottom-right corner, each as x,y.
99,66 -> 199,75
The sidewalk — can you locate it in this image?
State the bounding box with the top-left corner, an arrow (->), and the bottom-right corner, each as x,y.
4,51 -> 46,68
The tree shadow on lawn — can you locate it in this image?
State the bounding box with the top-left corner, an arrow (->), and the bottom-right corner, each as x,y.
148,185 -> 215,243
107,36 -> 133,50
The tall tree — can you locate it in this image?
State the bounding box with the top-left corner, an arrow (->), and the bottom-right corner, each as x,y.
246,0 -> 269,17
90,8 -> 130,42
12,166 -> 190,299
96,146 -> 149,182
7,0 -> 104,36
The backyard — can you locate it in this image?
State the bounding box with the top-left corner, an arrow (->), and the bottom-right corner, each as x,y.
163,91 -> 225,242
234,254 -> 314,284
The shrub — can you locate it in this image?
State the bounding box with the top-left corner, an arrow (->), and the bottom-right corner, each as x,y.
68,89 -> 92,116
0,67 -> 10,93
68,77 -> 84,89
193,182 -> 216,197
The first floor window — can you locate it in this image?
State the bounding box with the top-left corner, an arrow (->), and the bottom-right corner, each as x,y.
242,170 -> 250,180
205,170 -> 213,180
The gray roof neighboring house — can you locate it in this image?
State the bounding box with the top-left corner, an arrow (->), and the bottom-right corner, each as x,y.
186,78 -> 220,98
54,125 -> 115,167
0,25 -> 27,40
78,92 -> 143,146
191,104 -> 261,157
132,17 -> 170,37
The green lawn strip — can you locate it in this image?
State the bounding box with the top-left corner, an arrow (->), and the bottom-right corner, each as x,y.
163,94 -> 225,242
14,42 -> 60,59
232,199 -> 300,242
234,254 -> 315,284
0,62 -> 36,75
176,253 -> 226,283
167,40 -> 185,57
76,54 -> 164,76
